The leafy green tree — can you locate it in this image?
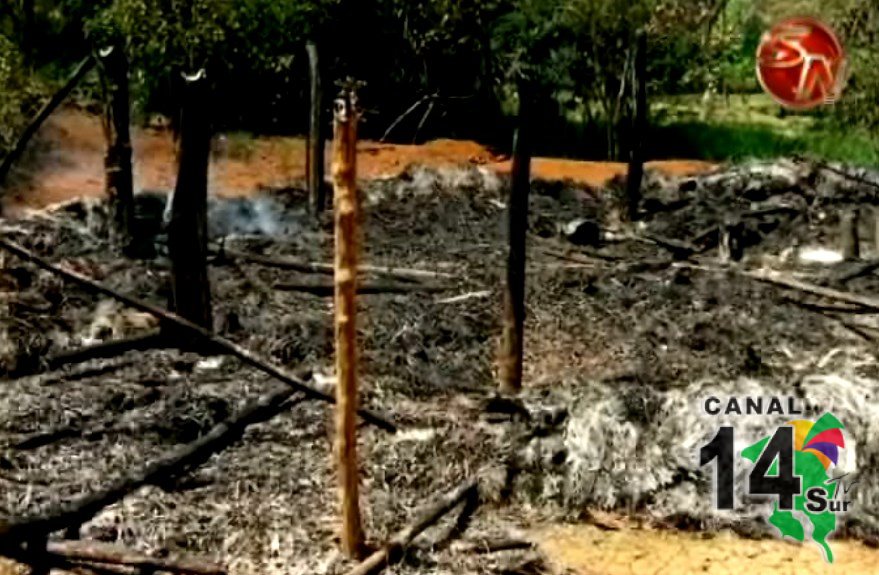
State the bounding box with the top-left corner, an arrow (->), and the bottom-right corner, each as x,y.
564,0 -> 652,159
87,0 -> 336,131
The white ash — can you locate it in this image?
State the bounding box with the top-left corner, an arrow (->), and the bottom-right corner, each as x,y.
364,165 -> 502,206
521,365 -> 879,535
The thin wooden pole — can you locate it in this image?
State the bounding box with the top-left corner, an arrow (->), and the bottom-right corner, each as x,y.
626,30 -> 647,222
306,41 -> 326,214
332,85 -> 365,557
498,81 -> 533,396
874,208 -> 879,256
0,55 -> 96,189
841,208 -> 860,261
99,46 -> 135,244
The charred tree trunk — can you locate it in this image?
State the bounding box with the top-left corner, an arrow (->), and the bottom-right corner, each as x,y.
0,55 -> 96,190
100,46 -> 135,246
626,30 -> 647,222
841,208 -> 860,260
332,86 -> 365,558
498,82 -> 533,396
21,0 -> 36,65
43,540 -> 225,575
167,71 -> 213,333
874,208 -> 879,256
307,41 -> 326,214
719,218 -> 744,263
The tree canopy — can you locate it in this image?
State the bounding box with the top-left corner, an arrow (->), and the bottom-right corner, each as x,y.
1,0 -> 876,158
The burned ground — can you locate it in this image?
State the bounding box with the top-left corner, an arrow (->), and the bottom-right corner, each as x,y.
2,160 -> 879,573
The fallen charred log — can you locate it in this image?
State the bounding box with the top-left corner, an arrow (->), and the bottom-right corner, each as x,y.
215,247 -> 455,283
0,237 -> 397,432
0,384 -> 298,545
44,331 -> 167,371
274,280 -> 453,296
343,478 -> 480,575
44,539 -> 226,575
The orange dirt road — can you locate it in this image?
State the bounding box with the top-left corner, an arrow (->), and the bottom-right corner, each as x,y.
536,520 -> 879,575
3,108 -> 714,215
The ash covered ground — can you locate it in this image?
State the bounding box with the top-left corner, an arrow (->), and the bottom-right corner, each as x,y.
2,160 -> 879,573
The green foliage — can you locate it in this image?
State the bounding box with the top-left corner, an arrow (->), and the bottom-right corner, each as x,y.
84,0 -> 338,130
648,121 -> 879,166
1,0 -> 877,165
491,0 -> 569,85
0,35 -> 43,155
830,4 -> 879,130
650,93 -> 879,166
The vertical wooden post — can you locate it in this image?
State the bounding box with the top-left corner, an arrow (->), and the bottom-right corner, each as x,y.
841,208 -> 860,261
332,85 -> 365,557
873,208 -> 879,256
100,45 -> 135,246
498,82 -> 533,396
719,217 -> 744,263
626,30 -> 647,222
307,41 -> 326,215
21,0 -> 36,65
168,70 -> 213,333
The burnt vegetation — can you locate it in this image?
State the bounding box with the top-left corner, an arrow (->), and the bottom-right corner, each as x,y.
1,0 -> 879,574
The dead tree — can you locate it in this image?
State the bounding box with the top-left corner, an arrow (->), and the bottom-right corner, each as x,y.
498,82 -> 533,396
167,70 -> 213,333
0,55 -> 96,190
98,46 -> 135,245
306,41 -> 326,214
625,30 -> 647,222
332,85 -> 365,558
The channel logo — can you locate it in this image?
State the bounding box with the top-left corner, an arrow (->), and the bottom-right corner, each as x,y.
756,16 -> 847,110
701,406 -> 853,563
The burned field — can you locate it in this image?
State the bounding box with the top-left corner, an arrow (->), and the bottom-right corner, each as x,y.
3,160 -> 879,574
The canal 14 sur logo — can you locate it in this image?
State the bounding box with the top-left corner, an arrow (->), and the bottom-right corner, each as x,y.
699,397 -> 854,563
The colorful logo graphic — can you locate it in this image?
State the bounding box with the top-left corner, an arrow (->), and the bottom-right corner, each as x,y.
701,410 -> 853,563
785,416 -> 846,471
756,17 -> 847,110
742,413 -> 847,563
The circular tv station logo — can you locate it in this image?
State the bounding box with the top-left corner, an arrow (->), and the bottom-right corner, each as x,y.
756,16 -> 847,110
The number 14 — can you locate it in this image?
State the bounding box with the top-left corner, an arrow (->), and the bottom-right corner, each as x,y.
700,426 -> 801,510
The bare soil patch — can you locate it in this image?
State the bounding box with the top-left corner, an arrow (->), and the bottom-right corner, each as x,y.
2,107 -> 714,215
